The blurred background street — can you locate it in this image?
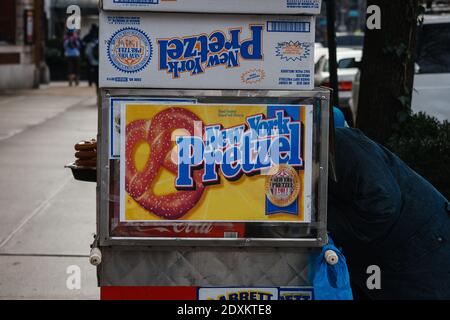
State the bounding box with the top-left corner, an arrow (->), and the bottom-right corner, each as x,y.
0,83 -> 99,299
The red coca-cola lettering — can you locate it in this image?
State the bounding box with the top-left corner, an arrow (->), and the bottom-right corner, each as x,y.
172,223 -> 214,234
112,222 -> 245,238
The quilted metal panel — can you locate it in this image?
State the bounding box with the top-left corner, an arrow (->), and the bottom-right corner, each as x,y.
98,247 -> 316,287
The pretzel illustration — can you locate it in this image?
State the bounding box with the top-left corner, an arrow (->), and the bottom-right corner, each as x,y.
125,108 -> 205,219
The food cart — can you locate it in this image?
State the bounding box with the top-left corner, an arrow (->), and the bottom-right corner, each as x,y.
68,0 -> 350,300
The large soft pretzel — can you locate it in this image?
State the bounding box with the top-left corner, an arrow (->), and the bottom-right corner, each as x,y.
125,108 -> 205,219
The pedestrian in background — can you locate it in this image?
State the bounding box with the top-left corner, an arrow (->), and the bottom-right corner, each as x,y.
85,38 -> 99,88
63,29 -> 82,86
83,24 -> 99,87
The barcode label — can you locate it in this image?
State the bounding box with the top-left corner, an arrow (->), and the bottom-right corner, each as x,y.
224,232 -> 239,238
113,0 -> 159,4
267,21 -> 311,33
287,0 -> 320,9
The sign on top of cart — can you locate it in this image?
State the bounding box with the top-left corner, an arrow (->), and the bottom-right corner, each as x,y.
102,0 -> 322,15
99,12 -> 315,90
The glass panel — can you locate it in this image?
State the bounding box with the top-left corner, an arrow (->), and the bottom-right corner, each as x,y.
103,93 -> 328,242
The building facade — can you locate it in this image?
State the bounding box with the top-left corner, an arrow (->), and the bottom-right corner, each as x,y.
0,0 -> 99,89
0,0 -> 47,89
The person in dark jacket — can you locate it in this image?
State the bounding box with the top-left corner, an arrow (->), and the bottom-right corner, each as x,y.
328,128 -> 450,299
82,24 -> 99,87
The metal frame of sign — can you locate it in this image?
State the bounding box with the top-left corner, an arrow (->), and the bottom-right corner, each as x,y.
97,88 -> 330,247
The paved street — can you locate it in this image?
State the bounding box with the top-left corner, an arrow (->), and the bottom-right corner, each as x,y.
0,83 -> 99,299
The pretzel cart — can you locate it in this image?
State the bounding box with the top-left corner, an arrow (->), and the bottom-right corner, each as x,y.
86,0 -> 337,300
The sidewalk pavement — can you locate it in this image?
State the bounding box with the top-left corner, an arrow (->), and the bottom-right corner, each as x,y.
0,82 -> 100,299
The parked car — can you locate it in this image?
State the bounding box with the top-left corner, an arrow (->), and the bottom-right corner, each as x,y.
314,43 -> 329,64
315,48 -> 362,108
350,13 -> 450,123
412,13 -> 450,121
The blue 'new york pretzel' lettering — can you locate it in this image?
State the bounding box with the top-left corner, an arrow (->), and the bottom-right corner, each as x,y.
175,111 -> 303,188
158,25 -> 264,79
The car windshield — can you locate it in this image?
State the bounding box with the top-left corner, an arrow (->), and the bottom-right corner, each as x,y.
322,56 -> 360,72
416,22 -> 450,74
338,58 -> 359,69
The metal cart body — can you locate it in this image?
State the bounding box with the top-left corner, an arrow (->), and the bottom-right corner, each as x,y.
96,88 -> 330,299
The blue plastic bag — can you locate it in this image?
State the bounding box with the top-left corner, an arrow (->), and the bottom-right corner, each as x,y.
333,107 -> 347,128
312,237 -> 353,300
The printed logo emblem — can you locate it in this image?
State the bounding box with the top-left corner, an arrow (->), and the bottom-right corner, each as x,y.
108,28 -> 153,73
265,165 -> 300,207
276,41 -> 312,62
241,68 -> 266,84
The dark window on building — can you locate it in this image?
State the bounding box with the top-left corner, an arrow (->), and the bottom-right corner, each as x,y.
416,22 -> 450,74
0,0 -> 16,44
335,34 -> 364,48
